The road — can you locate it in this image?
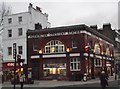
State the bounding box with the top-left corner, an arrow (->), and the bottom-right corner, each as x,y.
2,80 -> 120,89
58,80 -> 119,89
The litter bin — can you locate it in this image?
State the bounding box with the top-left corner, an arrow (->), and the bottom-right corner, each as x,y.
83,73 -> 87,82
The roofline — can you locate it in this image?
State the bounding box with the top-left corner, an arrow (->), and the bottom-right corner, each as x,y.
27,24 -> 115,45
4,12 -> 29,17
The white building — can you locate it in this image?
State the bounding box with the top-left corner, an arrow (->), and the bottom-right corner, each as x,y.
3,3 -> 50,64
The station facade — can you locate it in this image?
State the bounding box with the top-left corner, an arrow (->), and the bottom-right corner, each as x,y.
27,24 -> 114,80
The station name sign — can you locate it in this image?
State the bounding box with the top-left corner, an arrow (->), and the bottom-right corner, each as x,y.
28,30 -> 91,38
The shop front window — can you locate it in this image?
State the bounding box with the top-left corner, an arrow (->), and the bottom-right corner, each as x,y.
44,40 -> 65,54
43,63 -> 66,77
70,57 -> 80,71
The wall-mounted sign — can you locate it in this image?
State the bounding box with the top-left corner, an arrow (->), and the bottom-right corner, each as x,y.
7,63 -> 14,67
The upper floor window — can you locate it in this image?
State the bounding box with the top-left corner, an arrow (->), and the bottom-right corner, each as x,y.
32,43 -> 37,51
8,18 -> 12,24
106,47 -> 110,56
8,29 -> 12,37
94,43 -> 100,54
18,28 -> 23,36
18,46 -> 23,54
70,57 -> 80,71
44,40 -> 65,53
18,16 -> 22,22
72,40 -> 77,48
8,47 -> 12,55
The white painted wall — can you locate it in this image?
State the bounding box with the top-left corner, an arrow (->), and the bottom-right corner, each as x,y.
3,4 -> 50,64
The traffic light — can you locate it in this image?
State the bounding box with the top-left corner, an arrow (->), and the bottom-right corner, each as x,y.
17,55 -> 21,63
85,45 -> 88,52
17,55 -> 25,63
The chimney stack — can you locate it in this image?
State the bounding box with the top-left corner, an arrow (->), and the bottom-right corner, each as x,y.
103,23 -> 111,29
90,25 -> 97,30
35,23 -> 42,30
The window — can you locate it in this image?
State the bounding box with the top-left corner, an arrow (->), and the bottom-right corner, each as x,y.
72,40 -> 77,48
106,48 -> 110,56
8,29 -> 12,37
18,28 -> 23,36
32,43 -> 37,51
18,16 -> 22,22
8,47 -> 12,55
18,46 -> 23,54
8,18 -> 12,24
95,59 -> 102,67
94,43 -> 100,54
44,40 -> 65,53
70,57 -> 80,71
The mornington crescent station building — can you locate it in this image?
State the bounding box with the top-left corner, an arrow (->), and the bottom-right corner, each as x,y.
27,24 -> 114,80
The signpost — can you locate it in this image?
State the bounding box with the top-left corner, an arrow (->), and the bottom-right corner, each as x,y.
13,43 -> 17,89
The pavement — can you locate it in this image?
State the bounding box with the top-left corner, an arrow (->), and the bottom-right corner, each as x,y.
2,75 -> 119,88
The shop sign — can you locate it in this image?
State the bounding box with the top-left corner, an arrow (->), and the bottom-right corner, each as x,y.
6,63 -> 18,67
95,55 -> 102,59
7,63 -> 14,67
90,54 -> 94,57
28,30 -> 93,39
106,64 -> 111,66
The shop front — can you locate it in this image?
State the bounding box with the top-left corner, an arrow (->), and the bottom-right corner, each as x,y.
43,63 -> 66,79
2,61 -> 16,81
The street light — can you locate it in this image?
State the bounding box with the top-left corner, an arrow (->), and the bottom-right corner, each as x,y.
66,48 -> 70,53
38,50 -> 42,54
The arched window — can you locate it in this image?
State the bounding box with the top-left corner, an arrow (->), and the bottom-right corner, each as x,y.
44,40 -> 65,53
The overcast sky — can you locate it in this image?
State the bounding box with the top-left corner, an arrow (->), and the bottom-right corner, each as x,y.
0,0 -> 119,29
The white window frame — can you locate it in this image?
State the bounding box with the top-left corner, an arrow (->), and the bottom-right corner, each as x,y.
44,40 -> 65,54
70,57 -> 80,71
72,40 -> 77,49
95,59 -> 102,67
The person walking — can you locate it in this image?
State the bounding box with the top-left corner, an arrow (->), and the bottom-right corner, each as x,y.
20,74 -> 24,89
99,71 -> 108,89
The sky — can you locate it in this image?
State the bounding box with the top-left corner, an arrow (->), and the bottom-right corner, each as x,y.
0,0 -> 119,29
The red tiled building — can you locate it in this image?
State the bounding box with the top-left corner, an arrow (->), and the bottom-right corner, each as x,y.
27,24 -> 114,80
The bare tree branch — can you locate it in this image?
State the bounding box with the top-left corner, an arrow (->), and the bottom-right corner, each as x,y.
0,2 -> 12,27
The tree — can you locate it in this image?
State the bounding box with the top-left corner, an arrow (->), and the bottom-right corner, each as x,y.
0,2 -> 12,28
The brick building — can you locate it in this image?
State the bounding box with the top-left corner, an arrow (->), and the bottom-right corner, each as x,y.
27,24 -> 114,80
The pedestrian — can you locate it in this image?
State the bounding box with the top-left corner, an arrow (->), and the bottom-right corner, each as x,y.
20,74 -> 24,89
99,71 -> 108,89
